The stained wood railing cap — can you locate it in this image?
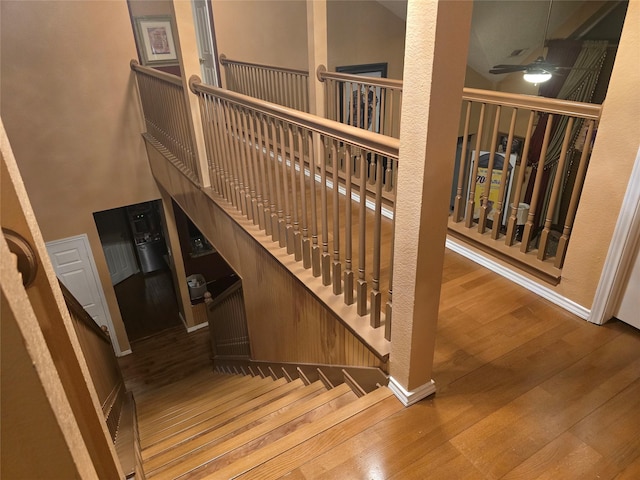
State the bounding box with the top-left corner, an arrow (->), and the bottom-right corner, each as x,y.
218,54 -> 309,76
316,66 -> 404,90
189,77 -> 400,158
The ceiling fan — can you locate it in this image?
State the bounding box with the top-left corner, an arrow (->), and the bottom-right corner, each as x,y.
489,0 -> 565,83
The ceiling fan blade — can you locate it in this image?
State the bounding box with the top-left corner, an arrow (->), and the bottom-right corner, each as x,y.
490,65 -> 527,74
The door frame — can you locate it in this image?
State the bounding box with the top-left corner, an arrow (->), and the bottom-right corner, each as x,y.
589,148 -> 640,325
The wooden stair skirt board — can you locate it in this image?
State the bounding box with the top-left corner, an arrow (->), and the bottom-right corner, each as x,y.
137,365 -> 402,479
212,357 -> 389,395
115,392 -> 145,479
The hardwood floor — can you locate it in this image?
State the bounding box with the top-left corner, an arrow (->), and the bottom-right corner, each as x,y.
119,250 -> 640,479
114,269 -> 182,342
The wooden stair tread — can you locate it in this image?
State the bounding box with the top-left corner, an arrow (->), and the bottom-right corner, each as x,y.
141,377 -> 301,459
134,370 -> 221,406
145,383 -> 352,478
143,380 -> 325,474
140,375 -> 269,440
188,389 -> 359,477
207,386 -> 401,480
139,374 -> 251,423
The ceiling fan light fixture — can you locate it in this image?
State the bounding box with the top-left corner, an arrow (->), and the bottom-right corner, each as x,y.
523,69 -> 552,84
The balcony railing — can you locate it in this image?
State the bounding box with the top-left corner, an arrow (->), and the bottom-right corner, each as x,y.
450,88 -> 601,281
219,55 -> 310,113
131,60 -> 201,184
190,76 -> 398,338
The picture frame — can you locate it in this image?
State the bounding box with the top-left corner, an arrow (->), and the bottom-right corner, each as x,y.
134,16 -> 178,66
336,63 -> 388,134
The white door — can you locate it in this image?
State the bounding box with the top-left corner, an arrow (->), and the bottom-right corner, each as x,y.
614,242 -> 640,329
95,208 -> 139,285
46,234 -> 122,354
192,0 -> 219,86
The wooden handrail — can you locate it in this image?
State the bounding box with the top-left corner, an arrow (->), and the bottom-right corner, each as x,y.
204,277 -> 242,310
189,76 -> 400,158
463,87 -> 602,119
59,281 -> 112,344
219,54 -> 309,76
130,59 -> 182,86
317,65 -> 404,90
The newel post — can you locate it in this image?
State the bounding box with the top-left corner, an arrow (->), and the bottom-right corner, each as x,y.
388,0 -> 472,406
306,0 -> 327,118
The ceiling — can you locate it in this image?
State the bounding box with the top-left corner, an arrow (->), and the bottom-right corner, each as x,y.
376,0 -> 623,83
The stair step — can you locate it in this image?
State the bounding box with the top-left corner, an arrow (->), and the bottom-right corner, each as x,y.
145,382 -> 353,479
143,380 -> 325,474
139,374 -> 251,428
140,375 -> 268,441
135,370 -> 221,406
142,377 -> 304,460
205,387 -> 402,480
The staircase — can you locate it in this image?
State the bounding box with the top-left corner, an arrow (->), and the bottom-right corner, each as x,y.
136,365 -> 402,479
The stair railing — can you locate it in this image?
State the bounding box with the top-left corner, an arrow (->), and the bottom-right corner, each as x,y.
190,76 -> 399,340
130,60 -> 201,184
59,281 -> 140,477
219,54 -> 310,113
204,279 -> 251,358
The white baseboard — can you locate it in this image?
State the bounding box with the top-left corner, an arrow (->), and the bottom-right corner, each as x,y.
117,349 -> 132,357
186,321 -> 209,333
445,238 -> 591,319
388,376 -> 436,407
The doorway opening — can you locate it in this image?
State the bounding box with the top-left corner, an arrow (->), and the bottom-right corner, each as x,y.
94,200 -> 181,342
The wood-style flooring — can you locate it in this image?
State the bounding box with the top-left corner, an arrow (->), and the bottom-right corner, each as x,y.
119,249 -> 640,479
114,269 -> 181,342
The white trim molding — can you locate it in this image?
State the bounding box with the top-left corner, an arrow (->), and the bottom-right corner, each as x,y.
388,376 -> 436,407
445,238 -> 591,319
186,321 -> 209,333
116,349 -> 132,357
589,147 -> 640,325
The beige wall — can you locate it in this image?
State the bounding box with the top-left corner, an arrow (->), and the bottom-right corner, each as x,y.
1,0 -> 160,352
212,0 -> 309,72
559,0 -> 640,308
327,0 -> 406,80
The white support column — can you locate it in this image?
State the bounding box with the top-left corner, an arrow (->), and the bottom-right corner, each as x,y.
389,0 -> 473,406
171,0 -> 210,188
306,0 -> 327,117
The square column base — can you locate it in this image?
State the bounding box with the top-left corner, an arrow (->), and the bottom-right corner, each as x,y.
388,376 -> 436,407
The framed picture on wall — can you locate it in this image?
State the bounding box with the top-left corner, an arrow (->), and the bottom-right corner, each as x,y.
336,63 -> 388,133
134,16 -> 178,66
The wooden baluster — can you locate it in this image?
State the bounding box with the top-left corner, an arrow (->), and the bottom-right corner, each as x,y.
478,105 -> 501,234
308,131 -> 321,276
466,102 -> 486,228
491,108 -> 518,240
388,89 -> 395,138
211,97 -> 231,201
233,106 -> 251,218
287,125 -> 302,260
221,101 -> 240,208
241,108 -> 258,222
297,127 -> 310,268
229,103 -> 247,210
320,137 -> 331,286
378,86 -> 386,137
279,123 -> 293,251
521,114 -> 555,253
331,139 -> 342,295
452,101 -> 472,222
220,99 -> 237,203
270,119 -> 284,244
363,85 -> 370,132
260,116 -> 275,238
555,120 -> 596,268
245,109 -> 262,225
356,151 -> 368,316
505,111 -> 536,246
201,95 -> 220,194
370,154 -> 383,328
537,116 -> 575,261
385,196 -> 396,341
254,113 -> 269,232
344,144 -> 354,305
